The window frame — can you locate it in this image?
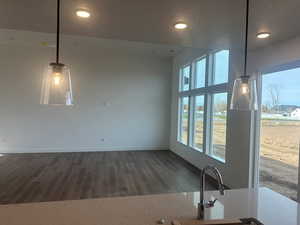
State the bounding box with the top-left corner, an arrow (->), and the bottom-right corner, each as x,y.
177,50 -> 230,163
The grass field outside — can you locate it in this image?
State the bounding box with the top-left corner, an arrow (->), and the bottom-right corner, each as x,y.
181,106 -> 299,200
259,118 -> 299,200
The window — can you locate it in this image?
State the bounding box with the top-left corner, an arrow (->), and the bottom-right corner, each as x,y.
195,58 -> 206,88
179,96 -> 189,145
181,65 -> 191,91
211,93 -> 228,160
193,95 -> 205,151
257,66 -> 300,200
213,50 -> 229,85
177,50 -> 229,162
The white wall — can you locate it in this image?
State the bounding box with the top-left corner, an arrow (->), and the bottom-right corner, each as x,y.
0,30 -> 172,153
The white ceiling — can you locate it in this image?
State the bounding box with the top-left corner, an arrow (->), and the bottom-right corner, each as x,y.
0,0 -> 300,50
250,0 -> 300,49
0,29 -> 187,58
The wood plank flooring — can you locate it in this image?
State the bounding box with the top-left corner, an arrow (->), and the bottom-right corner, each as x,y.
0,150 -> 214,204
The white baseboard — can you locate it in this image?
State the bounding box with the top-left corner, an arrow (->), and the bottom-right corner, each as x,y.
0,146 -> 169,154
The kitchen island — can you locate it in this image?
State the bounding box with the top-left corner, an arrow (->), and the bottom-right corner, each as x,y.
0,188 -> 299,225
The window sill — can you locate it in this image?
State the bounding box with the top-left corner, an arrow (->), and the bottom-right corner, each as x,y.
190,147 -> 225,163
207,154 -> 225,164
175,141 -> 225,163
177,141 -> 188,147
191,146 -> 203,153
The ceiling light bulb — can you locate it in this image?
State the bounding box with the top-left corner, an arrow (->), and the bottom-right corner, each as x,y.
53,73 -> 62,86
256,32 -> 270,39
76,10 -> 91,18
241,83 -> 249,94
174,22 -> 188,30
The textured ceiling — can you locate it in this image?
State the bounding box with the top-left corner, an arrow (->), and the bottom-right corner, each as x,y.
0,0 -> 300,50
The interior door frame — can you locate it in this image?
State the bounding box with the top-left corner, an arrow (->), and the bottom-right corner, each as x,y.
252,60 -> 300,202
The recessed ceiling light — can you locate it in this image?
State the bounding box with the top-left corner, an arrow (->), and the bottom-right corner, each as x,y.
256,32 -> 270,39
174,22 -> 188,30
76,10 -> 91,18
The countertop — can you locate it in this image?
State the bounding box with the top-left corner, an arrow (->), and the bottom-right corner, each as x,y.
0,188 -> 299,225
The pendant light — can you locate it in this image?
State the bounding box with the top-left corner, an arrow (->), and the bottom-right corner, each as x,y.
230,0 -> 258,111
40,0 -> 73,106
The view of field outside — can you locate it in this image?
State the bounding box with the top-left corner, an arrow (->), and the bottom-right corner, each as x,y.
195,58 -> 206,88
210,50 -> 229,160
193,96 -> 204,150
213,50 -> 229,85
212,93 -> 227,161
260,67 -> 300,201
183,93 -> 227,160
182,66 -> 190,91
181,97 -> 189,145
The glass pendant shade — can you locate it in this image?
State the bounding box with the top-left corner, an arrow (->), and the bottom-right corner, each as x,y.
230,76 -> 258,111
40,63 -> 73,106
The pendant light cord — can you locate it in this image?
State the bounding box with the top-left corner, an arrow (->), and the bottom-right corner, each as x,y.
243,0 -> 250,77
56,0 -> 60,64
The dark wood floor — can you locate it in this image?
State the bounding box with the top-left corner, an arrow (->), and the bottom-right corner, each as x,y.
0,150 -> 214,204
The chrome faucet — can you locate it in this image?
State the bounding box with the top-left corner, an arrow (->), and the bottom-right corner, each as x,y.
198,165 -> 225,220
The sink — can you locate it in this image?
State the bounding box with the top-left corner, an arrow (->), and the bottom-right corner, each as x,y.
171,218 -> 263,225
171,219 -> 242,225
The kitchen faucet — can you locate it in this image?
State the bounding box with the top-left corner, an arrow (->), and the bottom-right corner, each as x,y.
198,165 -> 225,220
